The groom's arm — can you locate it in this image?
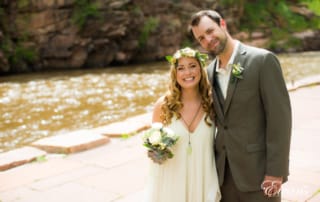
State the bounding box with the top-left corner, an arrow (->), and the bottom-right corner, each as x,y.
259,52 -> 292,180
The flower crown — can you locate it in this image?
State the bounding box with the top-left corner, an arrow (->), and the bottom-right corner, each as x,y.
165,47 -> 209,68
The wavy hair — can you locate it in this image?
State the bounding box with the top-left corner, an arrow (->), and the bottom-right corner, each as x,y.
160,57 -> 215,126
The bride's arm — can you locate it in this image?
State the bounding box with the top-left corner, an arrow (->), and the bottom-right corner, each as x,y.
152,96 -> 165,123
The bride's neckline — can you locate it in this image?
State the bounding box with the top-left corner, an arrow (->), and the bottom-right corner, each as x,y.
179,112 -> 205,134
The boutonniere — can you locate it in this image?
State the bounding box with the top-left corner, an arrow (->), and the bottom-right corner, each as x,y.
231,62 -> 244,81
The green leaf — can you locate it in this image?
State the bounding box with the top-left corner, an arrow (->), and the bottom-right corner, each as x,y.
35,155 -> 47,162
165,55 -> 173,63
121,133 -> 131,139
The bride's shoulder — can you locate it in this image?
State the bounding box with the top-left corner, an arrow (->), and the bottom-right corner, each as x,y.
152,96 -> 166,122
154,96 -> 166,107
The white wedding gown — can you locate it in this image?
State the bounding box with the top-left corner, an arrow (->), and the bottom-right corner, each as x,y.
143,115 -> 221,202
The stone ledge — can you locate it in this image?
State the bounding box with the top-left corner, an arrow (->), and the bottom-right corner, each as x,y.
0,146 -> 47,171
92,113 -> 152,137
309,192 -> 320,202
282,180 -> 320,202
31,130 -> 110,154
287,74 -> 320,91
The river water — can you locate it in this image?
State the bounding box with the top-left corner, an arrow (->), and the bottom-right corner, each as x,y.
1,51 -> 320,153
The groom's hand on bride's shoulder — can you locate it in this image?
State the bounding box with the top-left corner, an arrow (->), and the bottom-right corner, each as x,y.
147,150 -> 167,164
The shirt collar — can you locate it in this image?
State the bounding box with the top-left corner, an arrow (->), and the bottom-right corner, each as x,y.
215,40 -> 240,74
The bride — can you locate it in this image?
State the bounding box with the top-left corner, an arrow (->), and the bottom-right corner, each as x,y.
143,47 -> 221,202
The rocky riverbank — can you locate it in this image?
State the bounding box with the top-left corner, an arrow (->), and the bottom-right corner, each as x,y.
0,0 -> 319,74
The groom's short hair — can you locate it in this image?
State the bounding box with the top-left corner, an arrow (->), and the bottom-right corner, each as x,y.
188,10 -> 222,38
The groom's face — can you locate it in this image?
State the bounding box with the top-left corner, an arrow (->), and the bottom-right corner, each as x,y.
191,16 -> 228,57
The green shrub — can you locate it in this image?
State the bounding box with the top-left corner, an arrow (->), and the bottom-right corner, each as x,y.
138,17 -> 159,48
17,0 -> 29,9
131,5 -> 142,15
0,7 -> 3,17
1,36 -> 37,65
220,0 -> 319,49
302,0 -> 320,15
72,0 -> 100,28
181,38 -> 193,48
13,45 -> 37,64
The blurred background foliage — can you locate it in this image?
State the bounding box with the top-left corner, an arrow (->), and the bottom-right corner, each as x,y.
72,0 -> 101,28
220,0 -> 320,49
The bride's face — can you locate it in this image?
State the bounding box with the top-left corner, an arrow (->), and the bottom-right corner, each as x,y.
175,57 -> 201,89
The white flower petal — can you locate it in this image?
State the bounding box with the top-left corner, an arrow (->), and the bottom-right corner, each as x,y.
149,131 -> 162,145
163,127 -> 175,138
151,122 -> 163,130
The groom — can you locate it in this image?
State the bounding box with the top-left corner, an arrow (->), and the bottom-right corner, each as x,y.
188,10 -> 292,201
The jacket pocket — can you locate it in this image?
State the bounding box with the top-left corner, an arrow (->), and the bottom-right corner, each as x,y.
246,143 -> 265,153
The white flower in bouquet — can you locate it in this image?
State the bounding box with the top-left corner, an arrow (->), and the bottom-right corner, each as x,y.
142,123 -> 161,141
148,131 -> 162,145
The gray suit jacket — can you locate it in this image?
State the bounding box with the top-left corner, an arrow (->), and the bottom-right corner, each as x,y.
207,42 -> 292,192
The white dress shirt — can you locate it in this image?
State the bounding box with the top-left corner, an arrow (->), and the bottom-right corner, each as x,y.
215,40 -> 240,99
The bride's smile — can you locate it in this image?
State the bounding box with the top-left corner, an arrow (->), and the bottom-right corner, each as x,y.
176,57 -> 201,88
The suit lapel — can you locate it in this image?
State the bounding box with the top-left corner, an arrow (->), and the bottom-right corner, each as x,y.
223,43 -> 247,114
210,60 -> 224,122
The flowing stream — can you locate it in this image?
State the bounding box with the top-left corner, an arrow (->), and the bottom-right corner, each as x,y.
1,51 -> 320,153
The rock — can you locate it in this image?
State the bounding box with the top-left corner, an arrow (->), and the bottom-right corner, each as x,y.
0,30 -> 3,41
115,51 -> 128,62
290,5 -> 314,19
233,31 -> 249,41
109,0 -> 132,9
0,51 -> 9,72
303,32 -> 320,51
51,34 -> 76,50
85,41 -> 116,68
250,31 -> 266,39
31,130 -> 110,154
92,113 -> 152,137
245,38 -> 270,49
56,0 -> 75,8
293,30 -> 320,51
293,30 -> 317,39
70,46 -> 87,68
0,0 -> 319,73
0,147 -> 47,171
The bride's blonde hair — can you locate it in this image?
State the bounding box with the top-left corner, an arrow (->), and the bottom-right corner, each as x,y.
160,52 -> 215,126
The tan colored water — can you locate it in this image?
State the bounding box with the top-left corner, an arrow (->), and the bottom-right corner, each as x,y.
1,52 -> 320,153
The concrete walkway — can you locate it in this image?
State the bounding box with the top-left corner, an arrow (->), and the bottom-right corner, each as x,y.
1,77 -> 320,202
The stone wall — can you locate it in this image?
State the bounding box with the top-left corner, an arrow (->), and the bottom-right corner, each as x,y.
0,0 -> 203,73
0,0 -> 319,73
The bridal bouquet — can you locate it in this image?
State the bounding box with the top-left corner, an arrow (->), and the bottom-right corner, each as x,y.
142,122 -> 179,163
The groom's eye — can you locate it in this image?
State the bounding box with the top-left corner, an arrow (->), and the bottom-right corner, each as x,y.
206,28 -> 214,35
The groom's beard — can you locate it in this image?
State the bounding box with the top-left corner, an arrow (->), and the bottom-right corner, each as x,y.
208,33 -> 228,57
